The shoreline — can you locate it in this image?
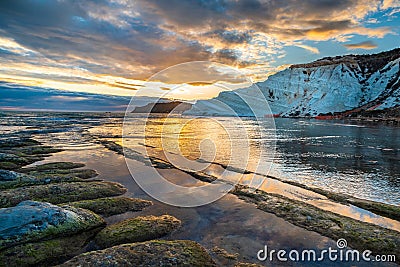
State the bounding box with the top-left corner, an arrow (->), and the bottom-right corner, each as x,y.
0,112 -> 399,266
0,137 -> 338,266
2,110 -> 400,124
97,138 -> 400,225
92,138 -> 400,262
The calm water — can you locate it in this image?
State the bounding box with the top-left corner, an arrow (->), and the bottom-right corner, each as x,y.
273,119 -> 399,205
1,112 -> 399,205
102,116 -> 400,206
2,112 -> 399,265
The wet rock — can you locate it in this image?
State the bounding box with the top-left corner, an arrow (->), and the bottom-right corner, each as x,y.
211,246 -> 238,260
15,146 -> 63,156
0,170 -> 38,189
97,140 -> 123,155
233,185 -> 400,262
0,181 -> 127,208
0,171 -> 85,190
210,246 -> 239,266
69,197 -> 152,217
21,162 -> 85,172
0,169 -> 25,181
0,162 -> 19,170
0,228 -> 99,267
24,168 -> 98,180
0,138 -> 40,148
0,152 -> 46,170
69,169 -> 98,179
0,153 -> 28,164
347,198 -> 400,222
94,215 -> 181,249
0,153 -> 29,169
283,180 -> 400,221
59,240 -> 216,267
0,200 -> 105,250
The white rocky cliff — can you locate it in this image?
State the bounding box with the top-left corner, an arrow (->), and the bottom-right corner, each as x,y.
186,48 -> 400,117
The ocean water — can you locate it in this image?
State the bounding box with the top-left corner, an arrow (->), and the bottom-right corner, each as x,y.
98,115 -> 400,206
273,119 -> 399,205
2,112 -> 399,265
1,112 -> 399,206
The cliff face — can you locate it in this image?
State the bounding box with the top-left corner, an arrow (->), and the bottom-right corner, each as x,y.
186,48 -> 400,117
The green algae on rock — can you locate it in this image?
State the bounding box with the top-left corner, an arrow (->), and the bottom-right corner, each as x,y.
281,179 -> 400,221
0,153 -> 30,170
24,168 -> 98,180
21,162 -> 85,172
0,169 -> 86,190
14,146 -> 62,156
0,153 -> 29,164
0,139 -> 64,170
0,181 -> 127,208
0,138 -> 40,149
0,169 -> 27,181
17,161 -> 98,182
0,201 -> 105,250
346,198 -> 400,222
210,246 -> 240,266
69,197 -> 152,217
94,215 -> 181,249
0,228 -> 100,267
0,161 -> 20,170
232,185 -> 400,262
59,240 -> 216,267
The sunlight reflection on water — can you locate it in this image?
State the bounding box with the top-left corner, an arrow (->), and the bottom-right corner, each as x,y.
90,117 -> 400,206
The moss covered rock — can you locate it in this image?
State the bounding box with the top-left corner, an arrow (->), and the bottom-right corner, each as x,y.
0,169 -> 87,190
0,153 -> 30,170
0,153 -> 29,164
15,146 -> 63,156
69,197 -> 152,217
94,215 -> 181,249
0,138 -> 40,148
21,162 -> 85,172
347,198 -> 400,221
0,200 -> 105,250
24,168 -> 98,180
0,169 -> 26,181
0,228 -> 100,267
0,161 -> 20,170
17,160 -> 99,183
59,240 -> 216,267
0,181 -> 127,208
0,147 -> 60,171
233,185 -> 400,262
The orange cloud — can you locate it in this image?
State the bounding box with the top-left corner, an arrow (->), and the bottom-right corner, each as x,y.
0,0 -> 397,97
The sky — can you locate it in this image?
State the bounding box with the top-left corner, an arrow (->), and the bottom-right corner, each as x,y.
0,0 -> 399,110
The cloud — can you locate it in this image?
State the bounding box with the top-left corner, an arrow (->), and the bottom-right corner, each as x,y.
47,96 -> 90,101
295,44 -> 320,54
0,83 -> 131,112
381,0 -> 400,10
0,36 -> 36,56
0,0 -> 397,96
343,41 -> 378,50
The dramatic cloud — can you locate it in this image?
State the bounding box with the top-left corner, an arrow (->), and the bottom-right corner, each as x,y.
344,41 -> 379,50
0,0 -> 398,101
0,83 -> 131,111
